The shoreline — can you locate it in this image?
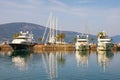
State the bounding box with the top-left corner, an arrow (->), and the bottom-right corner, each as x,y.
0,43 -> 120,52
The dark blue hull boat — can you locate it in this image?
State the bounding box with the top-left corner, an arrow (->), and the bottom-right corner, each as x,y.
9,43 -> 35,51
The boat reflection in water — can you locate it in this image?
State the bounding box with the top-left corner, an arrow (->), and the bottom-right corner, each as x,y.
10,50 -> 31,71
0,51 -> 12,56
40,51 -> 66,80
0,50 -> 120,80
76,51 -> 90,68
97,50 -> 114,71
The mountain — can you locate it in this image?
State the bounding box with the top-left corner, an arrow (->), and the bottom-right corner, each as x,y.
0,22 -> 99,43
112,35 -> 120,43
0,22 -> 45,42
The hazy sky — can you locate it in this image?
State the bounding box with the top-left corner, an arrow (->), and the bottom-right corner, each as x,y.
0,0 -> 120,36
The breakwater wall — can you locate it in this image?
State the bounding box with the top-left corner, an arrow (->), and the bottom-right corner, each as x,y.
0,43 -> 120,52
0,44 -> 97,52
0,44 -> 12,51
34,44 -> 75,51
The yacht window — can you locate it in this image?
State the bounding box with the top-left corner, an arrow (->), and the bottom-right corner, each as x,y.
16,38 -> 27,39
78,41 -> 87,42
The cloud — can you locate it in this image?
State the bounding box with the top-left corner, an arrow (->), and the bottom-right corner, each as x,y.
105,8 -> 120,25
48,0 -> 68,7
0,0 -> 35,9
26,0 -> 45,6
0,0 -> 95,16
0,0 -> 120,35
76,0 -> 95,4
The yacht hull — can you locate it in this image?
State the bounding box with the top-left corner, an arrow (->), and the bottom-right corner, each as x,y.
9,43 -> 35,51
97,43 -> 113,51
76,45 -> 89,51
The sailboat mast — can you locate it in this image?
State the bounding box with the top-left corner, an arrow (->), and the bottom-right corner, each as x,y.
49,13 -> 52,43
55,17 -> 58,41
52,16 -> 55,43
42,15 -> 50,43
48,13 -> 57,44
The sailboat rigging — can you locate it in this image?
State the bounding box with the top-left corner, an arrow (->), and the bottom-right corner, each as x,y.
42,13 -> 58,44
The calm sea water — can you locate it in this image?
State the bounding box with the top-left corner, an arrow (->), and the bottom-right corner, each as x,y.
0,50 -> 120,80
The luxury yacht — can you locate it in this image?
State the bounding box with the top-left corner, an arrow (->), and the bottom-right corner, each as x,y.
97,31 -> 113,51
9,31 -> 36,51
75,34 -> 89,51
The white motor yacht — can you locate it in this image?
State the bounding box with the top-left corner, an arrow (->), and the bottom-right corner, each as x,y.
97,31 -> 113,51
75,34 -> 89,51
9,31 -> 36,51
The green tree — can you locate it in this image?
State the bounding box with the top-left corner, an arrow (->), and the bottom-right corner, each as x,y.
57,33 -> 66,42
38,37 -> 42,43
56,34 -> 61,41
60,33 -> 65,40
90,37 -> 94,43
97,32 -> 104,38
13,33 -> 20,39
73,37 -> 77,43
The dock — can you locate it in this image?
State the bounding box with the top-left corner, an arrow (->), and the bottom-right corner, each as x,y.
0,44 -> 12,51
34,44 -> 75,51
0,43 -> 120,52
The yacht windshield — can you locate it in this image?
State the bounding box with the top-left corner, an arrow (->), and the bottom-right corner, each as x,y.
16,37 -> 27,39
80,36 -> 87,39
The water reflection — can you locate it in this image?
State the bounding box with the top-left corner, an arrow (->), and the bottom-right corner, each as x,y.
76,51 -> 90,68
97,50 -> 114,71
10,51 -> 32,71
0,51 -> 12,56
56,52 -> 66,66
42,52 -> 57,79
40,51 -> 68,80
0,50 -> 119,80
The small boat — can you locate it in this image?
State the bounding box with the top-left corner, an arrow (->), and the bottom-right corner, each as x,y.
97,31 -> 113,51
75,34 -> 89,51
9,31 -> 36,51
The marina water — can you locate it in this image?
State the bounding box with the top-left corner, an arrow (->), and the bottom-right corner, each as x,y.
0,51 -> 120,80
